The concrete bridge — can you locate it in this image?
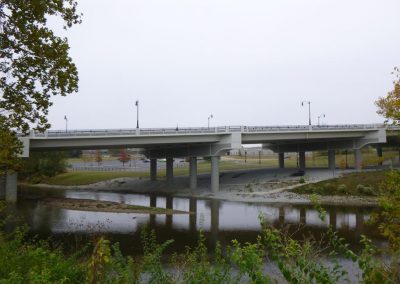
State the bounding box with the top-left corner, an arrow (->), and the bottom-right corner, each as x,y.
1,124 -> 392,202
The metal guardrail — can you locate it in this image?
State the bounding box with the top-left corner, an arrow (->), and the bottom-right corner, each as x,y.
27,124 -> 386,138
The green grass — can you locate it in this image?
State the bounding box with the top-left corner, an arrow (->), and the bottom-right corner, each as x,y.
291,170 -> 390,196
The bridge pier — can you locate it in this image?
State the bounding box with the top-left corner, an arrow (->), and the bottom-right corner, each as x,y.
299,151 -> 306,170
166,157 -> 174,183
376,147 -> 383,166
278,152 -> 285,169
328,150 -> 336,170
211,156 -> 220,192
354,149 -> 363,171
189,157 -> 197,189
150,159 -> 157,181
5,172 -> 17,203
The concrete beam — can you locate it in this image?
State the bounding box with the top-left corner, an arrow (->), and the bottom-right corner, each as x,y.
150,158 -> 157,181
211,156 -> 220,192
189,157 -> 197,190
5,172 -> 17,203
278,152 -> 285,169
166,157 -> 174,183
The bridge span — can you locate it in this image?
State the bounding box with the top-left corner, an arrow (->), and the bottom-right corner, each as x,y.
1,124 -> 391,202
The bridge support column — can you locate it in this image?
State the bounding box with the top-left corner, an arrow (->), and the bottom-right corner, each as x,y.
354,149 -> 363,171
328,150 -> 336,170
5,171 -> 17,203
211,156 -> 219,193
376,147 -> 383,166
189,157 -> 197,190
166,157 -> 174,183
278,152 -> 285,169
0,174 -> 5,200
150,159 -> 157,181
299,151 -> 306,170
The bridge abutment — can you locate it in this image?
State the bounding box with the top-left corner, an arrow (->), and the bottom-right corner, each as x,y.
189,157 -> 197,190
211,156 -> 220,192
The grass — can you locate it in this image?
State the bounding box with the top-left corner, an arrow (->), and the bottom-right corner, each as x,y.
291,170 -> 390,196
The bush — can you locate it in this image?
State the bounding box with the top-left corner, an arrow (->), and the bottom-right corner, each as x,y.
20,151 -> 67,182
337,184 -> 348,194
356,184 -> 376,196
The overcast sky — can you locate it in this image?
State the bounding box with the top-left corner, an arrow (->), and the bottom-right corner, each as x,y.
47,0 -> 400,130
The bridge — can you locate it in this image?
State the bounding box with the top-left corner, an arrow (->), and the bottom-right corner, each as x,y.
1,124 -> 393,202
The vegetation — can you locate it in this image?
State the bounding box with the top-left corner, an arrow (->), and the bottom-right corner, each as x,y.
0,0 -> 81,173
20,151 -> 68,183
376,67 -> 400,124
292,170 -> 390,196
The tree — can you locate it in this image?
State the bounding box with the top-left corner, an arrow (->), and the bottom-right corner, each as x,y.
0,0 -> 81,173
95,150 -> 102,166
376,67 -> 400,123
118,149 -> 130,167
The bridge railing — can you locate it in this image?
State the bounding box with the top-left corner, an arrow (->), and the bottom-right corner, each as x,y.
27,124 -> 386,138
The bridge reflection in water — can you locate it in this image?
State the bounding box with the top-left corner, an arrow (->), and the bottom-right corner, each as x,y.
16,191 -> 383,255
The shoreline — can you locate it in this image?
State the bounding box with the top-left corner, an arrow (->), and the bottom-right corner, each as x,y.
20,172 -> 380,207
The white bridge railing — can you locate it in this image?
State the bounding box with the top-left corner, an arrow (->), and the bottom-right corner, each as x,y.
26,124 -> 387,138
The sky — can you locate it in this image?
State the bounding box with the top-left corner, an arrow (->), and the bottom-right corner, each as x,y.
47,0 -> 400,130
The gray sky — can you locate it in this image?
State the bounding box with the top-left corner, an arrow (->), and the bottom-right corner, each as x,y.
48,0 -> 400,130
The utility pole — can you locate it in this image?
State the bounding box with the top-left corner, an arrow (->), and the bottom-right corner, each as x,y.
301,101 -> 311,125
135,100 -> 139,128
64,115 -> 68,133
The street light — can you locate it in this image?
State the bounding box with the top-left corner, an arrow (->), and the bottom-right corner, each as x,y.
135,100 -> 139,128
317,114 -> 326,126
64,115 -> 68,133
208,114 -> 213,129
301,101 -> 311,126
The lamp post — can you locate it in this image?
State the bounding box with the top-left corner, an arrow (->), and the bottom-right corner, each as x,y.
301,101 -> 311,125
317,114 -> 326,126
64,115 -> 68,133
135,100 -> 139,128
208,114 -> 213,129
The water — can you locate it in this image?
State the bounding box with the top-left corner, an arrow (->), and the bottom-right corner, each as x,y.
11,187 -> 386,256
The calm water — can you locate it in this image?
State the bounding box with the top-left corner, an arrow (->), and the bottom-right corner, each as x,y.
9,187 -> 386,255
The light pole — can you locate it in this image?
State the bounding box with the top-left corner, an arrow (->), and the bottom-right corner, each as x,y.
135,100 -> 139,128
64,115 -> 68,133
301,101 -> 311,125
317,114 -> 325,126
208,114 -> 213,129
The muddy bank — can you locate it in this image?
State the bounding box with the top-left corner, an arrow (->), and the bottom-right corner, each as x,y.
40,198 -> 190,214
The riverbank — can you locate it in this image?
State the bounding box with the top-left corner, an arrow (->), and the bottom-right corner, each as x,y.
21,168 -> 389,207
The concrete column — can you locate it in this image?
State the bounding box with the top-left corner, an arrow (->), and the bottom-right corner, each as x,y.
150,196 -> 157,208
189,157 -> 197,190
354,149 -> 363,171
150,159 -> 157,181
0,174 -> 5,200
299,151 -> 306,170
166,157 -> 174,183
328,150 -> 336,170
377,147 -> 383,166
5,171 -> 17,203
211,156 -> 220,193
210,200 -> 220,247
300,208 -> 306,224
278,152 -> 285,169
189,198 -> 197,232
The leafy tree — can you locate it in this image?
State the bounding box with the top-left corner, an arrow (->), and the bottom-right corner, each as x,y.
0,0 -> 81,173
118,149 -> 130,166
95,150 -> 102,166
376,67 -> 400,123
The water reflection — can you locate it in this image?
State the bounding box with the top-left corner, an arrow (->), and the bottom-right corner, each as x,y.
15,188 -> 385,255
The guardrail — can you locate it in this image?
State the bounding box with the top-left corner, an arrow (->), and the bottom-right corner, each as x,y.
26,124 -> 386,138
